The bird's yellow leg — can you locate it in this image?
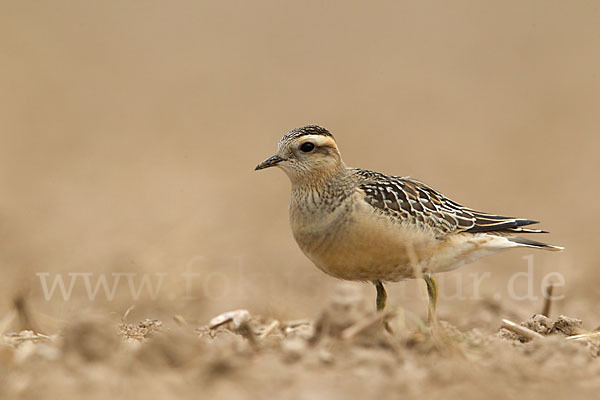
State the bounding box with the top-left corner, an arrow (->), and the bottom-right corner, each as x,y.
374,280 -> 387,311
424,274 -> 438,323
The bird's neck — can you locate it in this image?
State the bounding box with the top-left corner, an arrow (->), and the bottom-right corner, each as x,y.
290,163 -> 347,191
289,166 -> 354,212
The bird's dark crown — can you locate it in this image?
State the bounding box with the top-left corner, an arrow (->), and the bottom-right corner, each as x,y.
280,125 -> 334,143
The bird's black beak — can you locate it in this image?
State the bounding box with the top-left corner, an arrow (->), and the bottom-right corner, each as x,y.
255,155 -> 284,170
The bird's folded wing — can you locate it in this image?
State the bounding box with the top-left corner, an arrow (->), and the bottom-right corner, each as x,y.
356,170 -> 545,236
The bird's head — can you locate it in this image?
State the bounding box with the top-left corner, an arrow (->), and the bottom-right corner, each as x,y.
255,125 -> 345,184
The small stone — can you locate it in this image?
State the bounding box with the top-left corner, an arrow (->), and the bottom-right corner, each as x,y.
318,348 -> 334,364
208,310 -> 251,330
522,314 -> 553,335
281,338 -> 306,363
552,315 -> 583,336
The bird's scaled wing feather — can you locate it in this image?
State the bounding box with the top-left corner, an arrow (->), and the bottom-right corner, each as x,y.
355,170 -> 545,236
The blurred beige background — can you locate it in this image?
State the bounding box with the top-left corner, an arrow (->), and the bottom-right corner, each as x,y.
1,0 -> 598,331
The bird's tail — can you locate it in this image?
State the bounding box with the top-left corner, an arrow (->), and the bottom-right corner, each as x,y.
508,236 -> 564,251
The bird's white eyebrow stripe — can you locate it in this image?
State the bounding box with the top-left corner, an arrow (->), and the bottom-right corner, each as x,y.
296,135 -> 337,148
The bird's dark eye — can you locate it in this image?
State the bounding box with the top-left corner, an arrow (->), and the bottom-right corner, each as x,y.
300,142 -> 315,152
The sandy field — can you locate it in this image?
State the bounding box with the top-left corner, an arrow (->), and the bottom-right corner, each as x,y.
1,1 -> 599,399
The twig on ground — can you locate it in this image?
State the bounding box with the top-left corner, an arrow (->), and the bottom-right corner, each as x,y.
173,314 -> 188,327
501,319 -> 544,341
541,283 -> 555,317
259,320 -> 280,339
122,304 -> 135,322
341,310 -> 395,340
566,332 -> 600,341
285,319 -> 311,328
14,295 -> 38,332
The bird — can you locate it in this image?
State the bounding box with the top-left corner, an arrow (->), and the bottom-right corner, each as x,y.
255,125 -> 563,318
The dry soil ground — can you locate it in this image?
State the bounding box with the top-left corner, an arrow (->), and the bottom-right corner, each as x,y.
2,1 -> 600,399
1,286 -> 599,399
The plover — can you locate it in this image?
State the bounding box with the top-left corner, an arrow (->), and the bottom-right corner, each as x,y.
255,125 -> 562,316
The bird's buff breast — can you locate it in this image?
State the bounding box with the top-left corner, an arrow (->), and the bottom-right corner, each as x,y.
290,198 -> 439,282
